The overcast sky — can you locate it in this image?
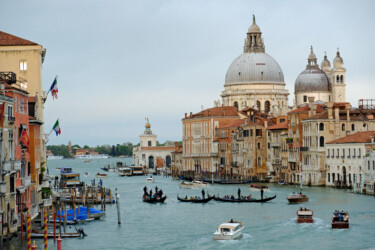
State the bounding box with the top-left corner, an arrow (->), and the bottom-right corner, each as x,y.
1,0 -> 374,146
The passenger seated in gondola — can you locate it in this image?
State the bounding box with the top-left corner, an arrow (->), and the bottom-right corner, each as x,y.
231,195 -> 235,200
185,195 -> 188,200
339,213 -> 343,221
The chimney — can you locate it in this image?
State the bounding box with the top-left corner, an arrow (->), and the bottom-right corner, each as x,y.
185,113 -> 187,118
327,103 -> 333,120
264,120 -> 268,128
346,103 -> 350,121
190,112 -> 192,117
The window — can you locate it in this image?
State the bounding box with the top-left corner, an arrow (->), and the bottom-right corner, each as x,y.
327,149 -> 330,157
19,98 -> 25,113
256,101 -> 261,111
368,161 -> 370,170
336,75 -> 339,83
373,161 -> 375,170
353,148 -> 356,157
264,101 -> 270,113
7,105 -> 13,118
342,149 -> 345,158
19,60 -> 27,71
257,156 -> 262,166
256,129 -> 262,136
148,141 -> 152,147
319,123 -> 324,131
332,149 -> 334,158
351,124 -> 355,131
340,75 -> 344,83
303,96 -> 307,102
243,130 -> 249,137
332,173 -> 335,183
328,173 -> 330,182
234,101 -> 238,109
348,148 -> 351,158
20,81 -> 28,90
319,136 -> 325,147
250,129 -> 253,137
342,124 -> 345,131
267,143 -> 270,149
257,142 -> 261,149
359,149 -> 361,158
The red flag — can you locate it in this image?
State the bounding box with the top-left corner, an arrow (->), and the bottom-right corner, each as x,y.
20,129 -> 29,152
0,102 -> 5,127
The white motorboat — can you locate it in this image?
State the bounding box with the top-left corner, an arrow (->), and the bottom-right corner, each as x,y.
213,220 -> 244,240
146,176 -> 155,183
192,180 -> 209,188
179,181 -> 195,189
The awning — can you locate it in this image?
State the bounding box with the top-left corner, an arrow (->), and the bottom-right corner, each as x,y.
16,186 -> 26,193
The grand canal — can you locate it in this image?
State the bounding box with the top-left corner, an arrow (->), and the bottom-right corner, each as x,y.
11,158 -> 375,249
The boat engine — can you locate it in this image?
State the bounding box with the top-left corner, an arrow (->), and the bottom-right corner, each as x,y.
75,227 -> 87,237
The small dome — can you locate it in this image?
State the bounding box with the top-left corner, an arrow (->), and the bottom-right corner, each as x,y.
333,51 -> 343,68
225,52 -> 284,85
308,46 -> 317,60
295,68 -> 331,93
145,123 -> 151,129
321,54 -> 331,69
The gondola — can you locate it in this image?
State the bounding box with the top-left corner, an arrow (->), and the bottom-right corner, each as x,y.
143,195 -> 167,203
215,195 -> 276,203
214,179 -> 252,184
177,195 -> 215,203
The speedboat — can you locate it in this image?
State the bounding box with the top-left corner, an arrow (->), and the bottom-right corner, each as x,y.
96,173 -> 108,178
146,176 -> 155,183
179,181 -> 195,189
213,220 -> 244,240
287,193 -> 308,203
332,211 -> 349,229
192,180 -> 209,188
297,208 -> 313,223
83,172 -> 89,177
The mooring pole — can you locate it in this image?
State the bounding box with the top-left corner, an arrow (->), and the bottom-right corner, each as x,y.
116,188 -> 121,224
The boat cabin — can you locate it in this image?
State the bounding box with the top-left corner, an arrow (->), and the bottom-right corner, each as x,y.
60,171 -> 81,187
60,167 -> 73,174
132,166 -> 144,175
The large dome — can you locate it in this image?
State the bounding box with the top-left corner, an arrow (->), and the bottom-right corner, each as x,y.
225,52 -> 285,85
294,68 -> 331,93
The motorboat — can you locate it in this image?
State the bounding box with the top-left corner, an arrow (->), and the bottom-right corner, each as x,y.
146,176 -> 155,183
83,172 -> 89,177
278,180 -> 288,185
84,159 -> 92,163
213,220 -> 244,240
179,181 -> 195,189
287,193 -> 309,203
297,208 -> 313,223
96,173 -> 108,178
192,180 -> 209,188
249,184 -> 270,192
332,211 -> 349,229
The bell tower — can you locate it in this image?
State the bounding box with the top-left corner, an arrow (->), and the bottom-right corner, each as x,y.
331,49 -> 346,102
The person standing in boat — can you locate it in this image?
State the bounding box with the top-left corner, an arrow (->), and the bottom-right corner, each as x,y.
260,188 -> 264,200
155,186 -> 159,194
202,189 -> 205,199
159,189 -> 163,198
238,188 -> 241,199
143,186 -> 148,195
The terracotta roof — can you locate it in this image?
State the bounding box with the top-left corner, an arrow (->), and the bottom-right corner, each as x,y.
140,146 -> 175,151
288,104 -> 326,115
185,106 -> 239,119
219,119 -> 246,129
268,120 -> 288,130
0,31 -> 38,46
326,131 -> 375,144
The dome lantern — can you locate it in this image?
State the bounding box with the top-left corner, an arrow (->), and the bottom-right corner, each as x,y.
333,48 -> 344,69
321,51 -> 331,73
244,15 -> 265,53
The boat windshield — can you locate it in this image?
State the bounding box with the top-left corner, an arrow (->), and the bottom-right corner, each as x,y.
221,228 -> 231,233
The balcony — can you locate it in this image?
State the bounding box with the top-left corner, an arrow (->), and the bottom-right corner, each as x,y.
272,159 -> 281,165
288,156 -> 297,162
271,142 -> 280,147
22,176 -> 31,187
220,164 -> 225,168
231,162 -> 238,167
300,147 -> 309,152
0,182 -> 6,194
8,116 -> 15,125
13,161 -> 21,172
3,162 -> 11,172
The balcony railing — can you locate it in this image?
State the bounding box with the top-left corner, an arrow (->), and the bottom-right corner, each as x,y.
271,142 -> 280,147
231,162 -> 238,167
8,116 -> 15,124
300,147 -> 309,152
3,162 -> 11,172
272,159 -> 281,164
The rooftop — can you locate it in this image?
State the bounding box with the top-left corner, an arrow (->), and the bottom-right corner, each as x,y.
0,31 -> 38,46
326,131 -> 375,144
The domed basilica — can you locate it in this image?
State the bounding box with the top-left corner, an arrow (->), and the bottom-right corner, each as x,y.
221,16 -> 347,114
221,16 -> 289,116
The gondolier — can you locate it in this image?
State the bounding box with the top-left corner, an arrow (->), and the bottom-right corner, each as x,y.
202,189 -> 206,199
238,188 -> 241,198
260,188 -> 264,200
143,186 -> 148,195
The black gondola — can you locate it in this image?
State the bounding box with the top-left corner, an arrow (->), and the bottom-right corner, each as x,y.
177,195 -> 215,203
214,179 -> 252,184
215,195 -> 276,203
143,195 -> 167,203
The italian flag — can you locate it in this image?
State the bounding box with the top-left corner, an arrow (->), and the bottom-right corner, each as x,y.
52,120 -> 61,136
49,76 -> 58,99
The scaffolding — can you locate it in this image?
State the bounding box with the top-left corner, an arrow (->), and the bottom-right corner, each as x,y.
358,99 -> 375,110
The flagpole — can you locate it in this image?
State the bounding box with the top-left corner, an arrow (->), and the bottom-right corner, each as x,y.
49,118 -> 60,135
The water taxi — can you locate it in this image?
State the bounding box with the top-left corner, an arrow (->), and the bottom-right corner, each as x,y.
297,208 -> 313,223
287,193 -> 309,203
192,180 -> 209,188
179,181 -> 195,189
146,176 -> 155,183
213,220 -> 244,240
332,211 -> 349,229
96,173 -> 108,178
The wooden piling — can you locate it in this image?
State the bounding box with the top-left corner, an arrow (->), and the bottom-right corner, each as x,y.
116,188 -> 121,224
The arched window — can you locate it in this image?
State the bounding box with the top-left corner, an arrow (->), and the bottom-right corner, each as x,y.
336,75 -> 340,83
261,71 -> 264,81
319,136 -> 325,147
264,101 -> 270,113
234,101 -> 238,109
340,75 -> 344,83
257,156 -> 262,166
256,101 -> 261,111
342,124 -> 345,131
257,142 -> 261,149
351,124 -> 355,131
319,123 -> 324,131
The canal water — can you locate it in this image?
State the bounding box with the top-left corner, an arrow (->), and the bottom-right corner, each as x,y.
11,158 -> 375,249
